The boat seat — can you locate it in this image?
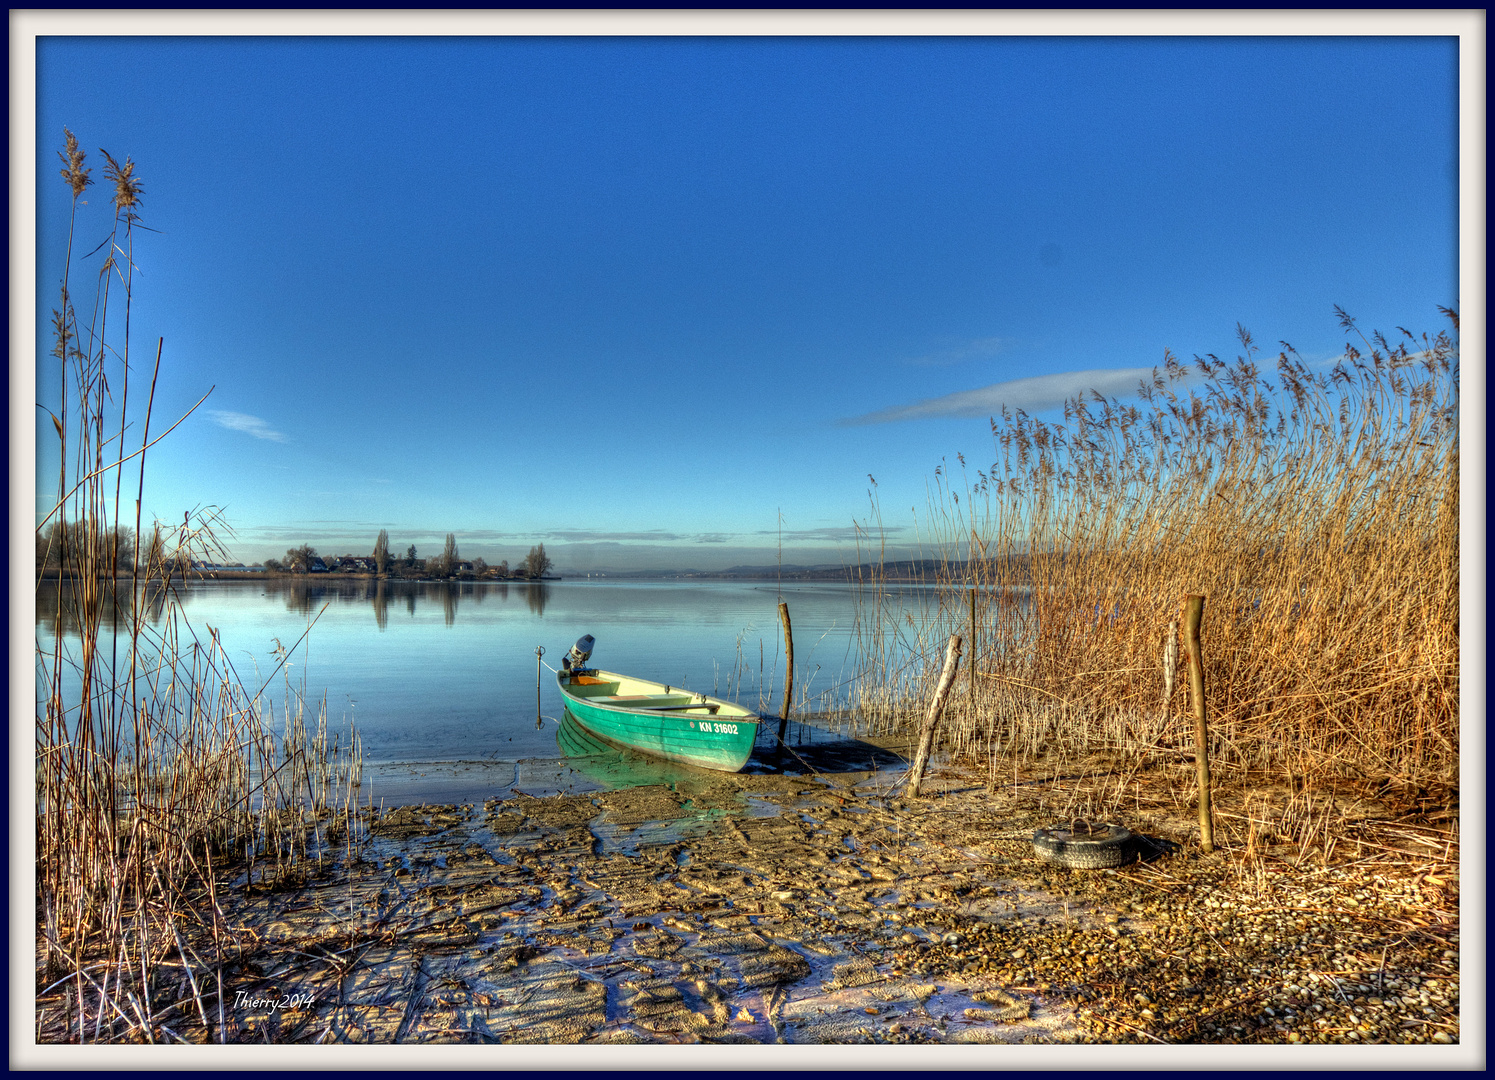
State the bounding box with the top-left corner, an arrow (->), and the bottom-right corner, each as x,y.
565,681 -> 621,697
600,694 -> 719,713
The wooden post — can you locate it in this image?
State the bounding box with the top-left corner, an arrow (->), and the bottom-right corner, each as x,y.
968,585 -> 978,710
535,646 -> 545,730
1161,618 -> 1179,709
908,634 -> 962,798
774,602 -> 794,756
1182,595 -> 1213,853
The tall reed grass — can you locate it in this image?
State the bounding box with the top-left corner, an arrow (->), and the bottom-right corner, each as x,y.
36,131 -> 362,1043
852,314 -> 1459,789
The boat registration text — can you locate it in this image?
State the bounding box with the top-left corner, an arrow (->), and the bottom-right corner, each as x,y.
694,721 -> 740,734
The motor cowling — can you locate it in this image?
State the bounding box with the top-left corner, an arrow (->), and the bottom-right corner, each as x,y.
564,634 -> 595,670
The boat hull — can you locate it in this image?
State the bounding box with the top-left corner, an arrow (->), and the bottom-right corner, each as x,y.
556,669 -> 759,772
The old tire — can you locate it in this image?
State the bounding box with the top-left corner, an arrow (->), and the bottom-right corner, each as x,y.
1032,821 -> 1133,869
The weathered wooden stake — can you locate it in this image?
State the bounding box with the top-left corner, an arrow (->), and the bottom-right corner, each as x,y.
1182,595 -> 1213,853
774,602 -> 794,757
908,634 -> 962,798
1161,617 -> 1179,709
968,585 -> 978,710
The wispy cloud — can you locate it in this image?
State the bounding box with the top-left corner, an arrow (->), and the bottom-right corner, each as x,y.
904,336 -> 1010,368
228,520 -> 904,570
209,410 -> 289,443
839,366 -> 1163,426
539,529 -> 688,543
747,524 -> 899,543
363,527 -> 749,546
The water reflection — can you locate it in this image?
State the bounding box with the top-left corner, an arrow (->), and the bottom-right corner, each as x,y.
556,708 -> 705,790
555,707 -> 910,791
35,577 -> 552,631
35,579 -> 172,639
38,578 -> 917,766
252,579 -> 524,626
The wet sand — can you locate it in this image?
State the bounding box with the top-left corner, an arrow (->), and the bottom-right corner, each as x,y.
154,737 -> 1459,1048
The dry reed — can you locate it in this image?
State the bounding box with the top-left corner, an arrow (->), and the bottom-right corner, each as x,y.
851,315 -> 1459,793
36,131 -> 362,1044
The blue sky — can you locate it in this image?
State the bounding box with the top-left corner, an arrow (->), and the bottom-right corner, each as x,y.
27,20 -> 1465,572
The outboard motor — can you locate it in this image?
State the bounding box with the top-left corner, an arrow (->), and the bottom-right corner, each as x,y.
562,634 -> 595,672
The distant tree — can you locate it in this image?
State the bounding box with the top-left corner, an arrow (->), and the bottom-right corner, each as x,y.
36,520 -> 65,569
497,559 -> 509,579
36,520 -> 84,570
143,524 -> 166,574
102,524 -> 134,573
263,558 -> 283,573
522,544 -> 553,579
285,544 -> 318,574
472,556 -> 488,577
35,519 -> 135,574
405,544 -> 417,568
373,529 -> 390,576
425,534 -> 454,578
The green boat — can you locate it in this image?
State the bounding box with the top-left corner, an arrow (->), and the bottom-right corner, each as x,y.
554,635 -> 760,772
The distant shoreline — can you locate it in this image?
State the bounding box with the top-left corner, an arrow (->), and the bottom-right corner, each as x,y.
35,569 -> 564,584
36,562 -> 995,584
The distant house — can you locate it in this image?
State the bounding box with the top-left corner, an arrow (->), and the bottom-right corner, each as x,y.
308,557 -> 328,573
338,556 -> 375,573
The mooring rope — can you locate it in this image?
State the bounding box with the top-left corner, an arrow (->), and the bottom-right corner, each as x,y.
763,724 -> 823,778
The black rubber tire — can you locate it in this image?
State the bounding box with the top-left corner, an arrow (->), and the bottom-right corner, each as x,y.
1032,821 -> 1133,869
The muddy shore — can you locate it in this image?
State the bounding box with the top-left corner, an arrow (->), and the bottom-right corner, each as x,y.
35,737 -> 1462,1052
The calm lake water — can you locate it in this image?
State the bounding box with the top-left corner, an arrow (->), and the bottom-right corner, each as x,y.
37,579 -> 937,766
